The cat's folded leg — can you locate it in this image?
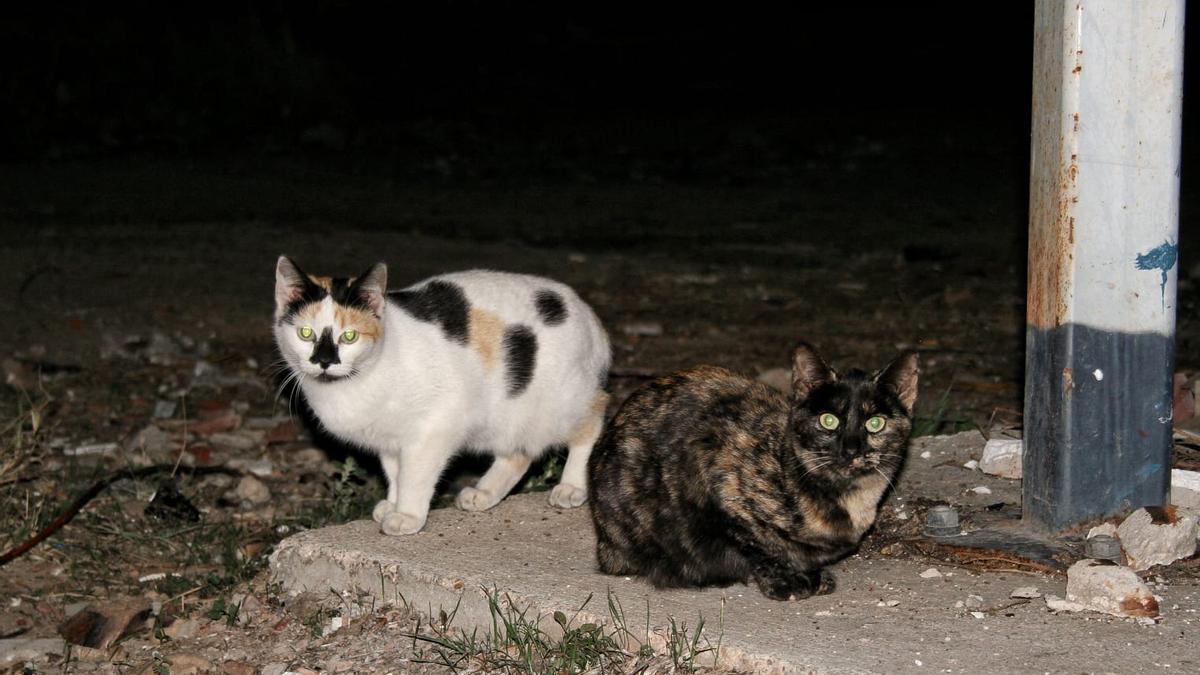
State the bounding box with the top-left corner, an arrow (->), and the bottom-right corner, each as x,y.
372,454 -> 401,523
456,452 -> 532,511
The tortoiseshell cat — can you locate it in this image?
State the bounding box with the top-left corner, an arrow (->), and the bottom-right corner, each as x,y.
587,342 -> 918,600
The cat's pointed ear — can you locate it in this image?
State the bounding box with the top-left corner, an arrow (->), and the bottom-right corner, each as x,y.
275,256 -> 309,313
790,342 -> 835,403
875,351 -> 920,414
353,262 -> 388,315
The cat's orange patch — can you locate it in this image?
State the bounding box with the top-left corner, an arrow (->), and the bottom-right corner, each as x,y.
469,308 -> 504,370
334,305 -> 381,340
838,472 -> 890,535
567,392 -> 610,447
307,275 -> 334,291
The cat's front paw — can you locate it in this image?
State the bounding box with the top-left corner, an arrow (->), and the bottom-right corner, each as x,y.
548,483 -> 587,508
456,486 -> 500,512
380,511 -> 426,536
372,500 -> 397,523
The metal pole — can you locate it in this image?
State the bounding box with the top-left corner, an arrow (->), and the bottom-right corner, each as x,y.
1025,0 -> 1184,531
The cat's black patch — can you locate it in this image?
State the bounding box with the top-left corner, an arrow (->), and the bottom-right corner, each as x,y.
534,289 -> 568,326
310,327 -> 341,368
389,280 -> 470,344
502,325 -> 537,396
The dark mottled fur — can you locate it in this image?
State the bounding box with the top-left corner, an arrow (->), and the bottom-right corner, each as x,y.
534,289 -> 569,326
502,325 -> 537,396
588,343 -> 919,600
389,280 -> 470,344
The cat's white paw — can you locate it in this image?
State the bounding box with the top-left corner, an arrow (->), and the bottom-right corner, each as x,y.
372,499 -> 396,523
380,511 -> 425,535
548,483 -> 587,508
456,486 -> 500,512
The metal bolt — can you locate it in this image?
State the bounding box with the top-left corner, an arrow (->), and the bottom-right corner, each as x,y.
924,505 -> 960,537
1085,534 -> 1122,561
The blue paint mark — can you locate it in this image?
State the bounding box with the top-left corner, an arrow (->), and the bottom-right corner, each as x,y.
1135,240 -> 1178,306
1136,463 -> 1163,480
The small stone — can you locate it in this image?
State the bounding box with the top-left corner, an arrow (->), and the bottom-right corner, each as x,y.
64,442 -> 120,457
0,638 -> 66,666
1065,559 -> 1159,617
964,595 -> 984,609
1116,507 -> 1197,570
919,450 -> 932,459
153,399 -> 178,419
164,618 -> 200,640
164,652 -> 214,675
132,425 -> 174,455
1010,586 -> 1041,599
969,611 -> 986,619
980,438 -> 1023,479
619,321 -> 663,337
209,432 -> 259,451
235,475 -> 271,505
813,610 -> 833,617
261,664 -> 288,675
222,662 -> 257,675
919,567 -> 943,579
1044,594 -> 1087,613
963,460 -> 979,471
876,599 -> 900,607
970,486 -> 993,495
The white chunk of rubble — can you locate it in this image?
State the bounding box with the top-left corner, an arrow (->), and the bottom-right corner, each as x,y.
1010,586 -> 1041,599
919,567 -> 943,579
1171,469 -> 1200,512
1063,559 -> 1159,618
1116,507 -> 1197,571
963,460 -> 979,471
980,438 -> 1023,479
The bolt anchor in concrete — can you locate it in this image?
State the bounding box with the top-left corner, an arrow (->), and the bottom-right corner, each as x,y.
924,505 -> 961,537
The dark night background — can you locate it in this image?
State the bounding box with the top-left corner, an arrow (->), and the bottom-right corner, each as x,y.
0,2 -> 1196,415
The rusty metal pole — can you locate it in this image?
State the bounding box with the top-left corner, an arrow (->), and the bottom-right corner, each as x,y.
1024,0 -> 1184,531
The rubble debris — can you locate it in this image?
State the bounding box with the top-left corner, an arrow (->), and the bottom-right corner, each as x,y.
132,425 -> 175,455
1063,559 -> 1159,618
1116,506 -> 1197,571
980,438 -> 1022,479
962,459 -> 979,471
619,321 -> 663,337
236,475 -> 272,505
964,595 -> 984,609
969,486 -> 992,495
919,567 -> 943,579
227,458 -> 274,477
58,603 -> 152,649
209,431 -> 260,451
1010,587 -> 1041,599
1172,469 -> 1200,512
153,399 -> 178,419
0,638 -> 65,666
187,408 -> 243,435
64,442 -> 119,457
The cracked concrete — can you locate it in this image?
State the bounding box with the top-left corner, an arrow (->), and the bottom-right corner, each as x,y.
270,434 -> 1200,673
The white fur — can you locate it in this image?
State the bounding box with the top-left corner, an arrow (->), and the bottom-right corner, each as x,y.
274,267 -> 611,535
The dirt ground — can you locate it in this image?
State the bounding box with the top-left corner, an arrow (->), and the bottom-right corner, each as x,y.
1,118 -> 1199,673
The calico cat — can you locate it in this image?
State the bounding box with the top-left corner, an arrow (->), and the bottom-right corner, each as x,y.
587,343 -> 918,600
273,257 -> 611,535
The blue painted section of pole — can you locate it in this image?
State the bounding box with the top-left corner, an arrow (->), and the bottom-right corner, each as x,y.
1024,0 -> 1183,532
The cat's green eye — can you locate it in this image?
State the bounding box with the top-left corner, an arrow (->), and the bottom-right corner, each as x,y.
865,416 -> 887,433
297,326 -> 315,341
341,329 -> 359,344
818,413 -> 840,431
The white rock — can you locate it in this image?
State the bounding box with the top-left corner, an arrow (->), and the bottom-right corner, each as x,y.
969,611 -> 986,619
980,438 -> 1023,479
1171,469 -> 1200,511
1043,594 -> 1087,613
919,567 -> 943,579
1116,508 -> 1198,570
1088,522 -> 1118,539
963,460 -> 979,471
0,638 -> 65,665
964,595 -> 984,609
209,432 -> 259,451
919,450 -> 932,459
970,486 -> 992,495
236,475 -> 271,505
1065,559 -> 1160,617
1010,586 -> 1041,599
64,442 -> 119,457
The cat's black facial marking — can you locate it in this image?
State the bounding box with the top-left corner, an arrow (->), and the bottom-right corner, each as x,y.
310,327 -> 341,369
534,289 -> 569,326
389,280 -> 470,344
502,324 -> 537,396
792,368 -> 905,477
